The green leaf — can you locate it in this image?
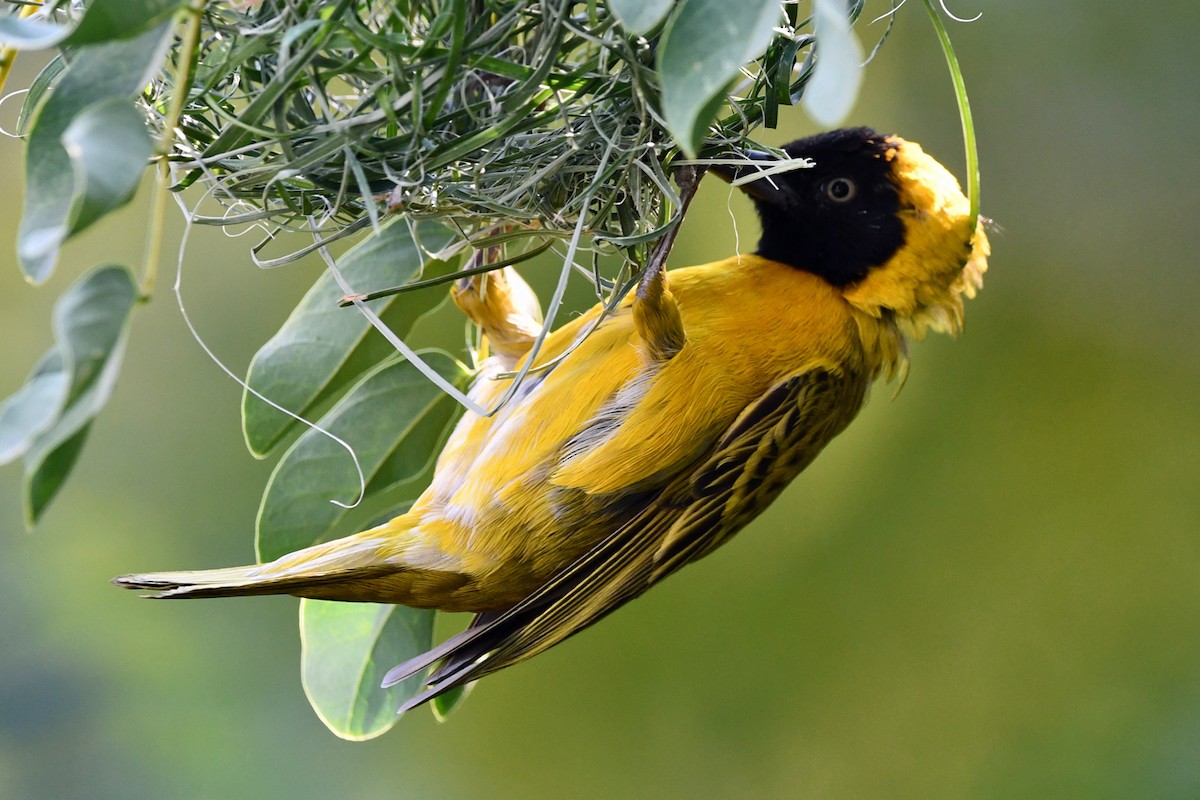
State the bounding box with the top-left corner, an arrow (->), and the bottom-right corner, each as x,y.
19,265 -> 139,525
0,16 -> 69,49
17,56 -> 66,137
611,0 -> 676,36
0,351 -> 69,465
18,22 -> 173,285
431,681 -> 474,722
242,219 -> 455,457
0,0 -> 183,50
64,0 -> 185,47
657,0 -> 782,157
25,425 -> 92,525
62,98 -> 155,236
801,0 -> 864,126
300,599 -> 436,740
255,351 -> 468,563
311,264 -> 454,418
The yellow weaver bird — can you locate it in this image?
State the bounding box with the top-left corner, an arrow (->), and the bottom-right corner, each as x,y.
116,128 -> 989,711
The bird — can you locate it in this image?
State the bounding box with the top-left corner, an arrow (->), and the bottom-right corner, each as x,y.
115,127 -> 989,712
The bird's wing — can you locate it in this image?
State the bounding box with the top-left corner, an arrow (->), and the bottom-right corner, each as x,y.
651,365 -> 865,579
383,365 -> 866,711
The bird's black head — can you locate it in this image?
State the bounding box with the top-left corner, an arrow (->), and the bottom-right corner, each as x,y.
712,127 -> 906,286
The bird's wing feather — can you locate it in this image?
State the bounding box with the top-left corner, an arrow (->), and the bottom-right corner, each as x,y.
653,365 -> 866,578
386,365 -> 865,711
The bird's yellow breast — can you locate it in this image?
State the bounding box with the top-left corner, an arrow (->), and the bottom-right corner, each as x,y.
389,255 -> 865,604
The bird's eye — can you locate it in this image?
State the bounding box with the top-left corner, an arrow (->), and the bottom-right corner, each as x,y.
824,177 -> 857,204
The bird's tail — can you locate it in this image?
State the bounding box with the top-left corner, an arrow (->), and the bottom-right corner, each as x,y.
113,526 -> 411,602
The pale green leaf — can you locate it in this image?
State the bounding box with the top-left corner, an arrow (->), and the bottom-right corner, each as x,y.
18,22 -> 173,284
0,0 -> 183,49
658,0 -> 782,157
309,260 -> 456,431
21,265 -> 138,525
300,599 -> 436,740
0,351 -> 69,465
611,0 -> 675,36
25,425 -> 91,526
0,16 -> 68,49
242,220 -> 456,457
431,681 -> 474,722
801,0 -> 864,126
255,351 -> 468,562
16,56 -> 66,137
64,0 -> 184,47
62,98 -> 155,235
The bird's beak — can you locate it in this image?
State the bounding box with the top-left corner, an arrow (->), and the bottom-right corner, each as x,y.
709,150 -> 791,207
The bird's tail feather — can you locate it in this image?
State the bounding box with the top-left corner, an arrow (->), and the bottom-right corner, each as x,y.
113,529 -> 402,601
113,564 -> 397,599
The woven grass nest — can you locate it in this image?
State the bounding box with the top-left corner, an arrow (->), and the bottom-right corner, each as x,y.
166,0 -> 865,279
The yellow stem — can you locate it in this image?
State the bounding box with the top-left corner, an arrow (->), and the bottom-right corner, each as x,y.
140,0 -> 207,300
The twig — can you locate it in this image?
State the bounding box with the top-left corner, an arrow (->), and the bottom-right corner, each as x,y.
636,164 -> 704,300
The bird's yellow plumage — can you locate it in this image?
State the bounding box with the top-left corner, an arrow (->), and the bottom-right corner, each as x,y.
116,128 -> 989,710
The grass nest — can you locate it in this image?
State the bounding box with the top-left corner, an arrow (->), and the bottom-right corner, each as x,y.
163,0 -> 859,279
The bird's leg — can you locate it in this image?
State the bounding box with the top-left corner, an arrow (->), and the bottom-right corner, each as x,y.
632,165 -> 704,362
451,241 -> 544,367
633,266 -> 685,361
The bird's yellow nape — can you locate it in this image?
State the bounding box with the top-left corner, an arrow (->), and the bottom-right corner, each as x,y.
841,137 -> 988,339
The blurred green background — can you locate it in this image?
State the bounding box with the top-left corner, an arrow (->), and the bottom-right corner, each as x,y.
3,3 -> 1199,798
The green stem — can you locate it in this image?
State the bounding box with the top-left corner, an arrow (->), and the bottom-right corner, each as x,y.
923,0 -> 980,234
141,0 -> 206,300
